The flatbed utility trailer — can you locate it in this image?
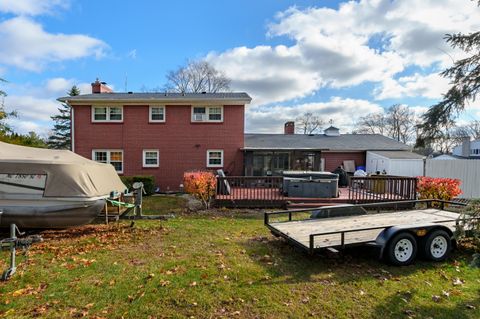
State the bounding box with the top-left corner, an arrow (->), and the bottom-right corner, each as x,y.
265,199 -> 474,265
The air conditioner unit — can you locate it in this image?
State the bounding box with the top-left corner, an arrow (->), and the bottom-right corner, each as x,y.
193,114 -> 206,121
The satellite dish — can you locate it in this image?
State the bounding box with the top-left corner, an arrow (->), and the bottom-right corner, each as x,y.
132,182 -> 144,189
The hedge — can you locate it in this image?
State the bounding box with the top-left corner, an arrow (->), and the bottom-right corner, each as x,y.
120,175 -> 156,195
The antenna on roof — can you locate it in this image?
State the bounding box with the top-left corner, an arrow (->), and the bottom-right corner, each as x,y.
124,73 -> 128,92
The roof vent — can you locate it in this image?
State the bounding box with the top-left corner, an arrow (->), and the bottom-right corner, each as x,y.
127,91 -> 133,94
201,91 -> 207,94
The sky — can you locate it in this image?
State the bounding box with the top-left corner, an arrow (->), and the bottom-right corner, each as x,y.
1,0 -> 480,136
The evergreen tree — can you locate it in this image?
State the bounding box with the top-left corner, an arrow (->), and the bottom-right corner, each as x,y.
417,25 -> 480,147
48,85 -> 80,149
0,77 -> 17,136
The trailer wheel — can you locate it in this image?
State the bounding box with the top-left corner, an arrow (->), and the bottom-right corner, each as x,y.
386,232 -> 417,266
423,230 -> 451,262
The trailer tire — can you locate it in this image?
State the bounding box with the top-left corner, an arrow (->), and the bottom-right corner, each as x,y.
386,232 -> 417,266
422,230 -> 451,262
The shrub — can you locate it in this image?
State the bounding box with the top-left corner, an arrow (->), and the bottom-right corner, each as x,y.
183,171 -> 217,209
456,199 -> 480,268
120,175 -> 156,195
416,176 -> 462,201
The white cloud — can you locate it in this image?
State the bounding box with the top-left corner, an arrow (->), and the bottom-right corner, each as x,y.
44,77 -> 91,96
127,49 -> 137,59
374,73 -> 451,100
5,95 -> 59,122
207,0 -> 480,107
0,0 -> 68,16
3,77 -> 92,135
0,17 -> 107,71
246,97 -> 383,133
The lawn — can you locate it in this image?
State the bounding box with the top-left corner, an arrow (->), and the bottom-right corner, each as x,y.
1,196 -> 479,318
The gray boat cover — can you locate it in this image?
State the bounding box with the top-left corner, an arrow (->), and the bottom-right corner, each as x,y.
0,142 -> 126,197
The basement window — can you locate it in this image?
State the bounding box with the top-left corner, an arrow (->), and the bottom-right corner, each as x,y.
92,150 -> 123,173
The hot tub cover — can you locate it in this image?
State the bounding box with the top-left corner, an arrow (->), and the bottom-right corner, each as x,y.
0,142 -> 126,198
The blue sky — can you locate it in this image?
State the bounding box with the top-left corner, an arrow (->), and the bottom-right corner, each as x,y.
1,0 -> 479,135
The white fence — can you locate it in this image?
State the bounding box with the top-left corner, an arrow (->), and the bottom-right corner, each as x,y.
425,159 -> 480,199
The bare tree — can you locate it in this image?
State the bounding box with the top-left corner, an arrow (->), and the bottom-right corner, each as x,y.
354,113 -> 388,135
165,60 -> 231,93
386,104 -> 415,144
455,120 -> 480,140
354,104 -> 415,143
295,112 -> 325,134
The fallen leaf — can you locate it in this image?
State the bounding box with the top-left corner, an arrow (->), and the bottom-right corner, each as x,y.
432,295 -> 441,303
453,278 -> 465,286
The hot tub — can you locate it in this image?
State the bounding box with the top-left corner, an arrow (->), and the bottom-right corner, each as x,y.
282,171 -> 339,198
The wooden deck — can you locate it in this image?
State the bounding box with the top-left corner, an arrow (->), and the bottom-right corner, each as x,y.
269,209 -> 460,249
215,186 -> 409,208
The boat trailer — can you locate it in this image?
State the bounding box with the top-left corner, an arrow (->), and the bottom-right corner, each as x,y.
1,222 -> 42,280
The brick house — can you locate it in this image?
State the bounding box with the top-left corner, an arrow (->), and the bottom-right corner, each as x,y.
60,80 -> 413,191
58,80 -> 251,191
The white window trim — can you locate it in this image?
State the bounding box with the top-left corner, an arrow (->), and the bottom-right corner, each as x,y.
149,105 -> 166,123
191,106 -> 224,123
206,149 -> 224,168
143,149 -> 159,167
91,106 -> 124,123
92,149 -> 124,174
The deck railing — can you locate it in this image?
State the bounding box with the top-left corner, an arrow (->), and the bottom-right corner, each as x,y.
215,176 -> 285,208
348,176 -> 417,203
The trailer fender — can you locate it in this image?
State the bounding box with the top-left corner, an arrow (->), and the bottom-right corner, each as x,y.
376,224 -> 454,258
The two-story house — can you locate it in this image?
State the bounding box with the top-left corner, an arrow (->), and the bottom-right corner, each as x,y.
58,80 -> 251,191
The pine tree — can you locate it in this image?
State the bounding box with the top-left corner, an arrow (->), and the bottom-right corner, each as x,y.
417,28 -> 480,147
48,85 -> 80,149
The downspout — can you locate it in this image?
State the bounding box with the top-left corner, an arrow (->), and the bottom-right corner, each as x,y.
69,101 -> 75,152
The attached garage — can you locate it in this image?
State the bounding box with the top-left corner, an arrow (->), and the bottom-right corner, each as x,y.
366,151 -> 424,177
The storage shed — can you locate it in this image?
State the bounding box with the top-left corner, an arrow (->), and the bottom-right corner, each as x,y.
366,151 -> 424,177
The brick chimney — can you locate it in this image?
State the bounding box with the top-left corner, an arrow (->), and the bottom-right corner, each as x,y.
284,121 -> 295,135
91,78 -> 113,94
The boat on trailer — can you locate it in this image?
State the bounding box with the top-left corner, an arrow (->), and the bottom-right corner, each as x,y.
0,142 -> 126,228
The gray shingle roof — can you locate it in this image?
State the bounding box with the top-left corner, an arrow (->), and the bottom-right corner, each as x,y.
244,133 -> 410,151
58,92 -> 252,103
368,150 -> 424,159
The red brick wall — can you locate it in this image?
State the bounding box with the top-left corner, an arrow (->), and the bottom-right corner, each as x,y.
73,104 -> 245,191
322,151 -> 366,172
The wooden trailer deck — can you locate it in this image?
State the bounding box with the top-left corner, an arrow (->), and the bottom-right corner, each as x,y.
267,208 -> 461,251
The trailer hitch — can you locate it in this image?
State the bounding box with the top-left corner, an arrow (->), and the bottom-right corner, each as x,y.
1,223 -> 42,281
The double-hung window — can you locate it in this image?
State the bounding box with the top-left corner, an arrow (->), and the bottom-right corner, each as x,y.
92,150 -> 124,173
149,106 -> 165,122
207,150 -> 223,167
143,150 -> 159,167
92,106 -> 123,122
192,106 -> 223,122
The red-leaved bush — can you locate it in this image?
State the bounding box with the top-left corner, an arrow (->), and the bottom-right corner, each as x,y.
183,171 -> 217,209
417,176 -> 462,201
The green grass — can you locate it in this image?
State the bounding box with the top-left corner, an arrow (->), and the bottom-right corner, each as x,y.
141,194 -> 187,215
1,196 -> 479,318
